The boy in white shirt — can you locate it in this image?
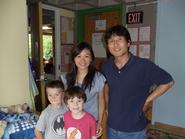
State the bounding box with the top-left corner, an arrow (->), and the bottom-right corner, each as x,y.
35,80 -> 67,139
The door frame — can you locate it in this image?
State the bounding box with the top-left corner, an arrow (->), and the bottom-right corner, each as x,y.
43,4 -> 61,79
28,1 -> 45,111
29,3 -> 62,111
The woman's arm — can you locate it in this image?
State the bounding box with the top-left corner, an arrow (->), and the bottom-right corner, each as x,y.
97,85 -> 105,137
104,83 -> 109,115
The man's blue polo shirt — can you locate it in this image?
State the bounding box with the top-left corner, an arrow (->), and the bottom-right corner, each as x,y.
101,53 -> 173,132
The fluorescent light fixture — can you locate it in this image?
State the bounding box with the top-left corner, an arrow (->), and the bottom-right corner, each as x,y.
42,25 -> 52,30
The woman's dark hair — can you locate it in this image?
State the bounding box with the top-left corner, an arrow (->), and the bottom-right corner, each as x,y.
64,86 -> 87,104
104,25 -> 131,45
66,42 -> 96,91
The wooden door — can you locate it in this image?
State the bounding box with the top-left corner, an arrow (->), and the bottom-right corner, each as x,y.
84,11 -> 120,70
84,11 -> 121,139
29,1 -> 46,112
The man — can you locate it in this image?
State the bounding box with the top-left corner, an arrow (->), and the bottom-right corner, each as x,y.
101,25 -> 174,139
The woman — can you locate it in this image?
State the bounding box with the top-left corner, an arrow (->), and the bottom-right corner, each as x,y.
61,42 -> 106,137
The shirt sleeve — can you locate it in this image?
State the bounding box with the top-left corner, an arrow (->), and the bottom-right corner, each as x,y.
60,73 -> 68,90
147,61 -> 173,85
35,110 -> 47,132
96,72 -> 106,93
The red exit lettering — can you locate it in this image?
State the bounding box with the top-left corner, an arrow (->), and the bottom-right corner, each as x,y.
126,11 -> 143,24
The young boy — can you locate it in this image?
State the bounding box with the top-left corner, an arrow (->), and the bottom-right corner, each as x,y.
35,80 -> 67,139
64,86 -> 97,139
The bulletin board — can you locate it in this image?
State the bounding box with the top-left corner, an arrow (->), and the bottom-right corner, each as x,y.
61,45 -> 72,72
61,16 -> 74,44
128,25 -> 151,59
60,16 -> 74,72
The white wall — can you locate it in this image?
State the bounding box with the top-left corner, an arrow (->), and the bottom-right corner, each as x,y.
153,0 -> 185,128
0,0 -> 31,106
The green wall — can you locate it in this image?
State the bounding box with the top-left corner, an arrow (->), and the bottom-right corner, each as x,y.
77,4 -> 125,42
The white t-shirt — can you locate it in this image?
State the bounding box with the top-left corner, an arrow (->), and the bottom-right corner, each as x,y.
35,104 -> 67,139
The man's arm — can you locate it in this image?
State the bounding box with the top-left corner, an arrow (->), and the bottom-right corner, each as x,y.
143,80 -> 174,112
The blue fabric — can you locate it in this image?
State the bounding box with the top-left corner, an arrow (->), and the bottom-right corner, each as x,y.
0,111 -> 7,120
9,128 -> 35,139
107,126 -> 146,139
3,128 -> 36,139
29,58 -> 37,80
3,112 -> 37,123
2,112 -> 37,139
101,53 -> 173,132
3,128 -> 10,139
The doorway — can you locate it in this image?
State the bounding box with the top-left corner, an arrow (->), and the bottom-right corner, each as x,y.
42,4 -> 62,80
28,3 -> 62,111
42,9 -> 55,81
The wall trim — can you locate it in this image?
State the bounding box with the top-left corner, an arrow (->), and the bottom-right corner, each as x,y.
149,122 -> 185,137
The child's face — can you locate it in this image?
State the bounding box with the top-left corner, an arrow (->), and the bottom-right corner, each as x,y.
67,97 -> 84,115
47,88 -> 64,106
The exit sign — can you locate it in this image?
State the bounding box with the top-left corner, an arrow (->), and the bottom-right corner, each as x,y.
126,11 -> 143,24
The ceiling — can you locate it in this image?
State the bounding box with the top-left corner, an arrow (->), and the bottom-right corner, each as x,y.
42,0 -> 153,11
40,0 -> 155,29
